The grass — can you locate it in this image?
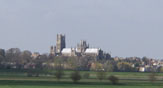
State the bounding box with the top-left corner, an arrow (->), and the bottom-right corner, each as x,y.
0,70 -> 163,88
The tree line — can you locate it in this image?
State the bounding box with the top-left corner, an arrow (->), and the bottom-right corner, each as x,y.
0,48 -> 163,73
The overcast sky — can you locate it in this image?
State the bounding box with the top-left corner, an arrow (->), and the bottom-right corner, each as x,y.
0,0 -> 163,59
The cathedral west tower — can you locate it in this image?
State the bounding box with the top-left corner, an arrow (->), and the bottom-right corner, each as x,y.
56,34 -> 66,53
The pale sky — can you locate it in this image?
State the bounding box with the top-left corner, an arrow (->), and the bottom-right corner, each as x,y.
0,0 -> 163,59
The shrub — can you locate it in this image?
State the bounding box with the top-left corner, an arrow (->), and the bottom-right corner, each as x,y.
83,73 -> 90,79
71,71 -> 81,83
96,71 -> 106,81
54,70 -> 64,81
108,75 -> 119,85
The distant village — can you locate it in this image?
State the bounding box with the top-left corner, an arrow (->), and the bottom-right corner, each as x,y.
0,34 -> 163,72
113,56 -> 163,72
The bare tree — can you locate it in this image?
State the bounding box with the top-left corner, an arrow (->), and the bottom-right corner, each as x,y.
5,48 -> 21,69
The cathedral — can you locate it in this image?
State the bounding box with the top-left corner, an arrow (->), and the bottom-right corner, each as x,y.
50,34 -> 111,60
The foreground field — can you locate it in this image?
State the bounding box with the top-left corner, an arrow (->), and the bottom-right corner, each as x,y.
0,70 -> 163,88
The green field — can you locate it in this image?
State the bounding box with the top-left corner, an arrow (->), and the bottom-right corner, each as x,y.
0,70 -> 163,88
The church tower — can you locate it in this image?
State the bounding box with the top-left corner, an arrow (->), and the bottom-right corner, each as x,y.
77,40 -> 89,53
50,46 -> 56,55
56,34 -> 66,53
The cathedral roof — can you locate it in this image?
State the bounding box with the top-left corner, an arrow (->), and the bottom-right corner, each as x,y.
85,48 -> 100,54
61,48 -> 74,54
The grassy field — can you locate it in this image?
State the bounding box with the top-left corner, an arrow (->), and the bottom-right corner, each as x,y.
0,70 -> 163,88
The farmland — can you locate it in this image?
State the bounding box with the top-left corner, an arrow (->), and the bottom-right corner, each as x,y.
0,70 -> 163,88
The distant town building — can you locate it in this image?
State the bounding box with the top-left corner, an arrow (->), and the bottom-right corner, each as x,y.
139,67 -> 145,72
31,52 -> 40,59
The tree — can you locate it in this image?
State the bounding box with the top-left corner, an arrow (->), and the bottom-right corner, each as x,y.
90,62 -> 103,71
96,71 -> 106,81
70,71 -> 81,83
117,62 -> 133,72
142,57 -> 150,65
83,73 -> 90,79
158,66 -> 163,73
67,57 -> 78,70
26,64 -> 35,77
54,67 -> 64,81
54,59 -> 64,81
108,75 -> 119,85
33,54 -> 48,77
5,48 -> 21,69
77,57 -> 90,70
20,50 -> 32,68
103,61 -> 115,72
